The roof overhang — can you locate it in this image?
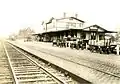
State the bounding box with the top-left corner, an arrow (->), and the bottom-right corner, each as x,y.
83,24 -> 117,33
32,33 -> 43,36
42,29 -> 82,34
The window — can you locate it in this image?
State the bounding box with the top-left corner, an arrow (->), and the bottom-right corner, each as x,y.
70,23 -> 76,27
91,35 -> 96,40
72,23 -> 76,27
79,23 -> 81,27
66,23 -> 69,28
53,23 -> 55,28
90,33 -> 96,40
81,23 -> 83,27
99,35 -> 104,40
81,33 -> 86,39
79,23 -> 83,27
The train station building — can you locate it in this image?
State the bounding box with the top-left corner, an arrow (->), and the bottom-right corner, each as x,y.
34,13 -> 116,47
42,15 -> 84,42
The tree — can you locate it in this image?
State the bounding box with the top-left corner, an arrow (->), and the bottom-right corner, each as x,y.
114,30 -> 119,40
18,27 -> 35,39
9,33 -> 17,40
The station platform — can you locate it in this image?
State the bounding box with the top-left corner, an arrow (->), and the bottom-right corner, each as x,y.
9,40 -> 120,84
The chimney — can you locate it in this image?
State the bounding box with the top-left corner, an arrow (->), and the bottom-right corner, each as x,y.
63,12 -> 66,18
75,14 -> 78,18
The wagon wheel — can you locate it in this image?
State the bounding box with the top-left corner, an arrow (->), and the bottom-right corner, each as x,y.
76,45 -> 79,50
70,44 -> 74,49
64,43 -> 66,48
60,43 -> 62,47
91,48 -> 94,52
96,48 -> 99,53
99,48 -> 103,54
90,46 -> 93,52
62,43 -> 64,47
57,42 -> 59,47
89,45 -> 92,51
81,44 -> 84,50
107,48 -> 111,54
104,48 -> 108,54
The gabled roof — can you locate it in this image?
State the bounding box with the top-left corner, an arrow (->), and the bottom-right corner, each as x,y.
83,24 -> 107,31
83,24 -> 117,33
70,17 -> 85,23
56,17 -> 85,23
46,17 -> 85,24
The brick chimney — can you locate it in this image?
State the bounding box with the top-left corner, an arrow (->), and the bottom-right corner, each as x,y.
63,12 -> 66,18
75,14 -> 78,18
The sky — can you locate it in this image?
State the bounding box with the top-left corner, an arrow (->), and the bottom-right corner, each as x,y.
0,0 -> 120,37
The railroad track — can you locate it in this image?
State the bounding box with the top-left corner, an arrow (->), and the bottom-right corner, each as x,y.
0,41 -> 14,84
16,43 -> 120,84
43,49 -> 120,83
3,42 -> 90,84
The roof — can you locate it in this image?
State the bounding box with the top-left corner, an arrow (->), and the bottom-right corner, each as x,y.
70,17 -> 85,23
56,17 -> 85,23
83,24 -> 107,31
42,28 -> 82,34
42,23 -> 117,34
46,17 -> 54,24
42,24 -> 117,34
83,24 -> 117,33
32,33 -> 43,36
46,17 -> 85,24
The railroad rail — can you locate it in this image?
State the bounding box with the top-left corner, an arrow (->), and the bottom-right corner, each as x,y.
36,48 -> 120,83
10,42 -> 120,84
0,41 -> 14,83
3,41 -> 90,84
